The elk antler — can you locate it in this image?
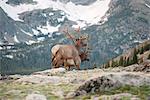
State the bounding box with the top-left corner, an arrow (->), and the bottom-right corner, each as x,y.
75,26 -> 82,39
63,27 -> 76,44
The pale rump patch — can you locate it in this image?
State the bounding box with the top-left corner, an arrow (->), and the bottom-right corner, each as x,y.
51,44 -> 61,56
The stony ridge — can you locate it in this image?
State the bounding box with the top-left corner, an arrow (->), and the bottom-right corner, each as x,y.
0,62 -> 150,99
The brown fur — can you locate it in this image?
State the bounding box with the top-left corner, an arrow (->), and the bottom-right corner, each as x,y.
51,31 -> 90,70
52,45 -> 81,70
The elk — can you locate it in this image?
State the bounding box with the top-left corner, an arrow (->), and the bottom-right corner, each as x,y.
52,45 -> 81,70
51,27 -> 90,70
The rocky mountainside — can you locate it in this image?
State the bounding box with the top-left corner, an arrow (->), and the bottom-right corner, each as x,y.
100,40 -> 150,68
0,0 -> 150,74
0,62 -> 150,99
83,0 -> 150,64
0,7 -> 35,44
0,41 -> 150,100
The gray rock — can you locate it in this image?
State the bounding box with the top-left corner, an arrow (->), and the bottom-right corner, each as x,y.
133,60 -> 150,72
15,75 -> 64,84
33,68 -> 66,76
73,75 -> 121,97
8,74 -> 23,80
26,93 -> 47,100
1,0 -> 150,73
0,7 -> 35,44
99,93 -> 140,100
71,72 -> 150,97
6,90 -> 22,95
66,92 -> 76,99
6,0 -> 37,5
52,0 -> 96,5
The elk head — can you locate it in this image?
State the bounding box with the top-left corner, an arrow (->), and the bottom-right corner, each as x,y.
63,27 -> 88,50
62,26 -> 91,61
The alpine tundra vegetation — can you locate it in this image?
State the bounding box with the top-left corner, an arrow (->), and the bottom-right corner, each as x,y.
0,0 -> 150,100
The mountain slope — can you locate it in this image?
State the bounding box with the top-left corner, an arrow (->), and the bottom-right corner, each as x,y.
0,66 -> 150,99
0,0 -> 150,74
83,0 -> 150,65
102,40 -> 150,69
0,7 -> 36,44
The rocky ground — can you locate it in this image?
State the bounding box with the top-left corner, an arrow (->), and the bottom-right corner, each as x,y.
0,61 -> 150,100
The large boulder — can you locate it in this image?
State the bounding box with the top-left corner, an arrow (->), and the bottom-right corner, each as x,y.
33,68 -> 66,76
133,60 -> 150,72
67,72 -> 150,97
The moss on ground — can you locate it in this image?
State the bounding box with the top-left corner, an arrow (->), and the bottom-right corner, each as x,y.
0,81 -> 149,100
75,85 -> 150,100
0,82 -> 77,100
105,85 -> 150,99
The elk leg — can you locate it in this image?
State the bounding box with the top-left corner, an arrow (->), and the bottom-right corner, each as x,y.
76,65 -> 80,70
53,58 -> 57,67
68,66 -> 70,71
64,59 -> 68,70
51,58 -> 56,68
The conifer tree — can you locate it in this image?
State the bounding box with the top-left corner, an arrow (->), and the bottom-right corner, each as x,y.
119,56 -> 123,66
105,62 -> 110,68
111,59 -> 115,67
140,46 -> 144,54
114,60 -> 119,67
126,57 -> 130,66
123,57 -> 127,67
132,48 -> 138,64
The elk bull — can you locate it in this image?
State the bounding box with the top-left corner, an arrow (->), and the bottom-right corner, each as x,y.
52,45 -> 81,70
51,27 -> 90,70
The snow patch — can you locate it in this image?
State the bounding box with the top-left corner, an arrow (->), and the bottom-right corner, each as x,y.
145,3 -> 150,9
50,0 -> 111,26
49,12 -> 54,16
0,0 -> 111,26
98,13 -> 110,25
43,13 -> 47,17
14,35 -> 20,43
55,32 -> 61,35
72,20 -> 87,28
6,46 -> 13,49
133,40 -> 143,43
0,47 -> 3,50
37,22 -> 59,35
26,40 -> 37,45
21,29 -> 33,36
57,16 -> 66,22
5,55 -> 13,59
32,29 -> 40,35
47,23 -> 59,33
37,37 -> 45,41
114,48 -> 120,54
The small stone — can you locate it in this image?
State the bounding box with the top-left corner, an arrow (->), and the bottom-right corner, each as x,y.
66,92 -> 76,98
26,93 -> 47,100
6,89 -> 22,94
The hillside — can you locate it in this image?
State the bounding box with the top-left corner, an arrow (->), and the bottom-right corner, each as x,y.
0,45 -> 150,100
0,0 -> 150,99
0,0 -> 150,74
103,40 -> 150,69
0,64 -> 150,100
